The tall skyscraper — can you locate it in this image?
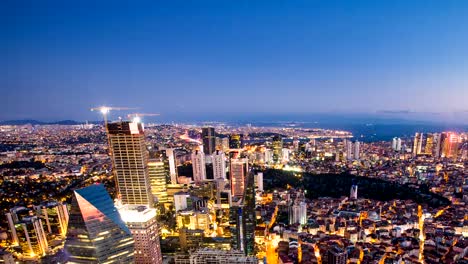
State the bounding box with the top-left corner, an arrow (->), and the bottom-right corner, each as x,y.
107,121 -> 153,207
396,138 -> 402,152
350,185 -> 358,200
64,184 -> 135,263
118,205 -> 163,264
191,148 -> 206,183
413,132 -> 424,156
392,137 -> 397,150
425,133 -> 435,155
346,141 -> 353,160
212,150 -> 226,180
230,158 -> 249,197
202,127 -> 216,154
272,135 -> 283,163
161,148 -> 178,184
353,141 -> 360,160
433,133 -> 443,158
148,160 -> 168,203
442,132 -> 460,158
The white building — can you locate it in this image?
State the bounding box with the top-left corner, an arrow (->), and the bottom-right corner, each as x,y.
354,141 -> 360,160
290,202 -> 307,225
346,141 -> 353,161
174,192 -> 190,212
255,172 -> 263,192
118,205 -> 163,264
191,149 -> 206,183
163,148 -> 178,184
212,150 -> 226,180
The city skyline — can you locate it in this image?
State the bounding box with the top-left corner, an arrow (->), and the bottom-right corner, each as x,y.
3,1 -> 468,122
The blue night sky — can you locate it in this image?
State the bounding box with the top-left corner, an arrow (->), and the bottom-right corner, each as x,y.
2,0 -> 468,123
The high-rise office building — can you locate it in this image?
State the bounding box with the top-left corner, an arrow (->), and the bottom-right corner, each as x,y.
229,173 -> 256,256
64,184 -> 135,263
107,121 -> 153,207
161,148 -> 178,184
396,138 -> 402,152
346,141 -> 353,160
230,158 -> 249,197
272,136 -> 283,163
433,133 -> 443,158
202,127 -> 216,154
413,133 -> 424,156
191,149 -> 206,183
442,132 -> 460,159
425,133 -> 435,155
212,150 -> 226,180
118,205 -> 163,264
148,160 -> 168,204
353,141 -> 360,160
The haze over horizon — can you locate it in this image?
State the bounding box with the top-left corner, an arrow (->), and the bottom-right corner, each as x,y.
2,1 -> 468,123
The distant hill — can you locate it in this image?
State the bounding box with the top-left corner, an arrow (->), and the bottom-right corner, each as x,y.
0,119 -> 82,125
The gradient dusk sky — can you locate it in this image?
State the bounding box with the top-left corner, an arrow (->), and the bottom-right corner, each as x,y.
2,0 -> 468,122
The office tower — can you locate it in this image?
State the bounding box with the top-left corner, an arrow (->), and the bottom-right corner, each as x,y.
212,150 -> 226,179
230,158 -> 249,197
353,141 -> 360,160
346,141 -> 353,160
272,136 -> 283,163
264,149 -> 273,163
425,133 -> 435,155
396,138 -> 402,152
433,133 -> 442,158
175,248 -> 257,264
229,174 -> 256,255
442,132 -> 460,158
289,201 -> 307,225
6,215 -> 48,258
191,149 -> 206,183
413,132 -> 424,156
282,148 -> 290,162
161,148 -> 178,184
64,184 -> 134,264
350,185 -> 358,199
34,201 -> 69,237
107,121 -> 153,207
118,205 -> 163,264
229,134 -> 243,149
392,137 -> 397,150
255,172 -> 263,192
202,127 -> 216,154
148,160 -> 168,203
328,246 -> 348,264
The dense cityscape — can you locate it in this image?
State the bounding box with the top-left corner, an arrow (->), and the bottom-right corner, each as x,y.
0,111 -> 466,263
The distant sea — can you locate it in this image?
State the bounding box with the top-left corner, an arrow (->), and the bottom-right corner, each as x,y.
237,121 -> 468,142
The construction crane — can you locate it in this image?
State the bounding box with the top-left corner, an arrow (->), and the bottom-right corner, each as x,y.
126,113 -> 160,123
90,106 -> 137,127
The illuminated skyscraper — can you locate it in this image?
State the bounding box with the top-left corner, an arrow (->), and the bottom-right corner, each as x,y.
212,150 -> 226,180
148,160 -> 168,204
107,121 -> 153,207
272,135 -> 283,163
118,205 -> 163,264
353,141 -> 360,160
346,141 -> 353,160
413,133 -> 424,156
191,149 -> 206,183
202,127 -> 216,154
433,133 -> 443,158
425,133 -> 435,155
161,148 -> 178,184
65,184 -> 135,263
289,201 -> 307,225
350,185 -> 358,199
230,158 -> 249,197
442,132 -> 460,159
